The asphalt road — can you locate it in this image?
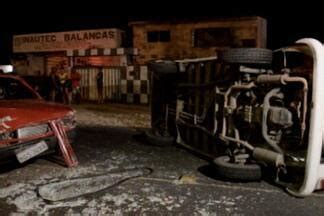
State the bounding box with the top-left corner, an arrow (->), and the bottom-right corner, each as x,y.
0,104 -> 323,215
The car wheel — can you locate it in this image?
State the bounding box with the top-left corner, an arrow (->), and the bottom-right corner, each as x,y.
213,155 -> 262,181
222,48 -> 273,65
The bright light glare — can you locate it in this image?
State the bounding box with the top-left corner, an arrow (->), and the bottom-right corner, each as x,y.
0,65 -> 13,73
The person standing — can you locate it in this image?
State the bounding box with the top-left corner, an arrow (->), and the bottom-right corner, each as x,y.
49,67 -> 60,102
58,65 -> 71,105
96,69 -> 104,103
71,68 -> 82,104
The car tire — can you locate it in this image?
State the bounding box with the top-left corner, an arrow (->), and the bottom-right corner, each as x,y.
213,155 -> 262,181
145,129 -> 174,146
222,48 -> 273,65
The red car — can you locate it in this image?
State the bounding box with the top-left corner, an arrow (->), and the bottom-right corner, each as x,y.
0,73 -> 76,165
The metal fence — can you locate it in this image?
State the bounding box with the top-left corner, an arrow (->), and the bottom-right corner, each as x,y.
76,67 -> 121,102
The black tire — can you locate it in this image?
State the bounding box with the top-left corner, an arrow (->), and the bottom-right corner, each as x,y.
213,155 -> 262,181
222,48 -> 272,65
145,130 -> 174,146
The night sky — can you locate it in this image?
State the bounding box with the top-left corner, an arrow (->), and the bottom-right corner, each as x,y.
0,3 -> 322,64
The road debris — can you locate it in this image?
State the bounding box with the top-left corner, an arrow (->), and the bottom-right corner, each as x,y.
176,174 -> 198,185
38,168 -> 152,201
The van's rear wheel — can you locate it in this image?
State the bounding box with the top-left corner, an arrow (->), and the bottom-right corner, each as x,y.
213,155 -> 262,181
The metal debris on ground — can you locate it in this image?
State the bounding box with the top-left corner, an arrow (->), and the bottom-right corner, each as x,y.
38,168 -> 152,201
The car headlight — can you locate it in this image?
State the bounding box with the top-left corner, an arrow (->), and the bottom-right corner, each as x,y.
0,131 -> 17,141
61,112 -> 76,129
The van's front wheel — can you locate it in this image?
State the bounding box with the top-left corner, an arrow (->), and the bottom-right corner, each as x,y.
213,155 -> 262,181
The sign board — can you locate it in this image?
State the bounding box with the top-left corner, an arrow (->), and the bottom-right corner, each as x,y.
13,29 -> 123,53
74,56 -> 125,67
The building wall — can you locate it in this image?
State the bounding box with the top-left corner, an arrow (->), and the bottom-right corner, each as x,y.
120,65 -> 150,104
65,48 -> 148,104
131,17 -> 267,65
12,54 -> 46,76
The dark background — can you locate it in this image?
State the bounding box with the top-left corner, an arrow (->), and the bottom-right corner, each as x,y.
0,3 -> 322,64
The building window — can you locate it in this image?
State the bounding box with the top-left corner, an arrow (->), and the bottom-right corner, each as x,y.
147,31 -> 171,42
193,28 -> 233,48
147,31 -> 159,42
241,39 -> 256,47
159,31 -> 171,42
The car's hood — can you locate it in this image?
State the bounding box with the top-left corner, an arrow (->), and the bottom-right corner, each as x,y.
0,99 -> 74,132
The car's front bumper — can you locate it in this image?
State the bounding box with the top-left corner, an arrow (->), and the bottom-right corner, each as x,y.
0,129 -> 76,162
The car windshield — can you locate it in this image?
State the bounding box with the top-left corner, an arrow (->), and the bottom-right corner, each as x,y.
0,77 -> 38,100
